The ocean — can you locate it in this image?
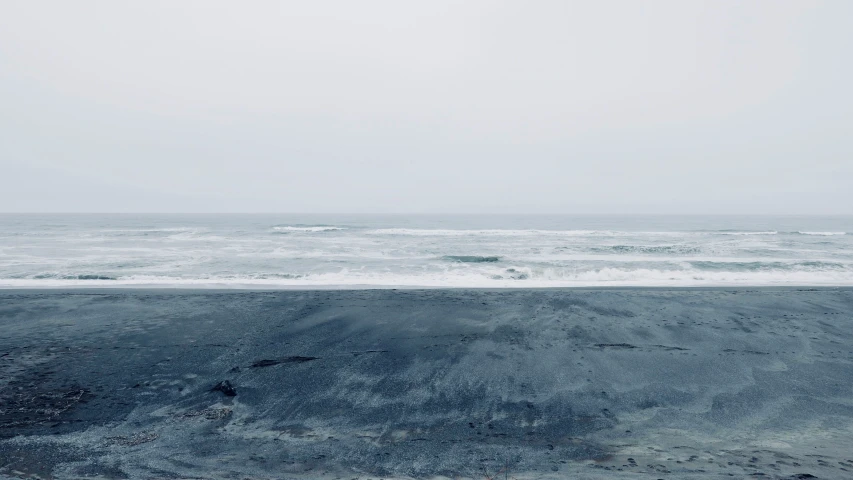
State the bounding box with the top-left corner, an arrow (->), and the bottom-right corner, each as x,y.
0,214 -> 851,288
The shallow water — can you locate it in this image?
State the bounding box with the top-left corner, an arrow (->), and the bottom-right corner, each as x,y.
1,214 -> 851,287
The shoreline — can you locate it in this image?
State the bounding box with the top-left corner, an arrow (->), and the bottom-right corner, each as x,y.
3,284 -> 853,293
2,288 -> 852,479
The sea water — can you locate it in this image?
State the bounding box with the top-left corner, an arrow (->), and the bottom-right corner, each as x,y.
0,214 -> 851,287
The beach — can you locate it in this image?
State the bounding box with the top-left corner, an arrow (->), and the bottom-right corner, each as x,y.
1,288 -> 852,479
5,0 -> 853,476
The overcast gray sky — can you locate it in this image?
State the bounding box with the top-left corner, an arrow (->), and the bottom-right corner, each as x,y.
1,0 -> 851,213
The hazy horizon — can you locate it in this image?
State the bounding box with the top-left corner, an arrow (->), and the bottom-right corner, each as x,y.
2,0 -> 852,214
2,212 -> 853,217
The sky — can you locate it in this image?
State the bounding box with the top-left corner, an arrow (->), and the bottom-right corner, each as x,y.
1,0 -> 851,214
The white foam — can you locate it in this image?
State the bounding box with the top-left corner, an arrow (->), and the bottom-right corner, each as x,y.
512,254 -> 842,264
4,217 -> 851,289
798,231 -> 846,236
99,227 -> 200,233
366,229 -> 790,237
272,226 -> 346,232
4,266 -> 853,288
367,229 -> 683,237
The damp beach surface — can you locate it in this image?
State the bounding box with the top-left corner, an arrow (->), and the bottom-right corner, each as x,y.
1,288 -> 852,479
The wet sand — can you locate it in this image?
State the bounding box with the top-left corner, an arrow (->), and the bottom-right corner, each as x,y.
1,288 -> 852,479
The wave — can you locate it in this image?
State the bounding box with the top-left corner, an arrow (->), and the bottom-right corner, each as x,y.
367,229 -> 789,237
796,231 -> 846,236
99,227 -> 199,233
368,229 -> 677,237
94,228 -> 208,239
514,254 -> 814,264
713,231 -> 778,236
272,226 -> 346,233
4,217 -> 852,289
687,260 -> 847,272
4,264 -> 853,288
589,245 -> 703,255
443,255 -> 501,263
32,274 -> 117,280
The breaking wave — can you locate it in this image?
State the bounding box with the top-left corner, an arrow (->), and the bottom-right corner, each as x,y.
4,266 -> 853,288
589,245 -> 703,255
3,215 -> 852,289
31,273 -> 118,280
443,255 -> 502,263
713,231 -> 778,236
687,261 -> 847,271
272,226 -> 346,233
368,229 -> 614,237
368,229 -> 789,237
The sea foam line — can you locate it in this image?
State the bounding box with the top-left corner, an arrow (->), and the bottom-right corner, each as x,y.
368,229 -> 674,237
272,226 -> 346,232
366,229 -> 783,237
4,266 -> 853,288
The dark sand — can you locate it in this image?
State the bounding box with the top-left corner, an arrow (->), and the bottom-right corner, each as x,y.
1,288 -> 852,479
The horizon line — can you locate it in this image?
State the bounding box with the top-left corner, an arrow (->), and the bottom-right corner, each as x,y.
1,212 -> 851,216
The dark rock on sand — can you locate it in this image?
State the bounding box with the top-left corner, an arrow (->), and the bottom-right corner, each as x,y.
250,356 -> 318,367
595,342 -> 637,349
210,380 -> 237,396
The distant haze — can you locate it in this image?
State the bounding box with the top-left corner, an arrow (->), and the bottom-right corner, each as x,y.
1,0 -> 851,214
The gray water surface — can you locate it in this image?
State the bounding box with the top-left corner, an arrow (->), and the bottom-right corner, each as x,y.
1,214 -> 852,287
